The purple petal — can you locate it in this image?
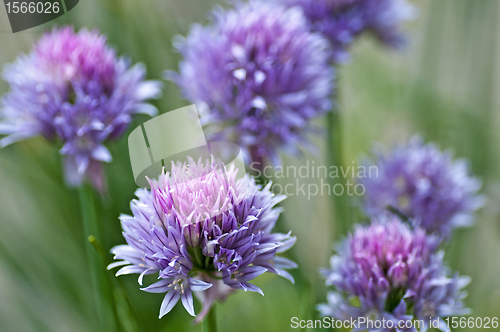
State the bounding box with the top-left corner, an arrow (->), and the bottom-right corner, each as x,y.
116,265 -> 148,277
237,266 -> 267,282
181,288 -> 195,317
189,279 -> 213,292
141,279 -> 172,293
91,145 -> 112,162
273,256 -> 298,269
241,282 -> 264,296
107,261 -> 129,270
275,268 -> 295,284
159,290 -> 181,318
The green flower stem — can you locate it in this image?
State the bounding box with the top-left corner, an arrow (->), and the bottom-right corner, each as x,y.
78,185 -> 116,332
328,65 -> 353,242
327,109 -> 348,239
255,171 -> 320,330
88,235 -> 143,332
327,71 -> 349,332
113,287 -> 141,332
203,305 -> 218,332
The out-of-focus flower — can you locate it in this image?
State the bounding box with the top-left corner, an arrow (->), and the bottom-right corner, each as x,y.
108,156 -> 297,321
0,26 -> 161,192
279,0 -> 417,63
318,217 -> 471,332
361,137 -> 484,238
170,1 -> 334,166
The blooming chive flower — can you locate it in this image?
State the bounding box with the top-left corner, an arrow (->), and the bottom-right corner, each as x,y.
171,1 -> 333,166
108,157 -> 297,320
279,0 -> 417,63
318,217 -> 471,332
0,27 -> 161,191
361,137 -> 483,238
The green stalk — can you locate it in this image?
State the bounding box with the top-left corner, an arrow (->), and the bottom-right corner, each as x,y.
256,170 -> 319,330
88,236 -> 143,332
203,305 -> 217,332
327,109 -> 348,239
78,185 -> 116,332
326,73 -> 347,332
327,66 -> 352,242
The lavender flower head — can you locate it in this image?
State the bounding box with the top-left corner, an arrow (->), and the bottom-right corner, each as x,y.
279,0 -> 417,63
361,137 -> 484,238
108,156 -> 297,321
318,217 -> 471,332
171,1 -> 333,166
0,27 -> 161,191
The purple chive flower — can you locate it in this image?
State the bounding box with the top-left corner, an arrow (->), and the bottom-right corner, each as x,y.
318,217 -> 471,332
170,1 -> 334,166
108,157 -> 297,321
279,0 -> 417,63
361,137 -> 484,238
0,26 -> 161,192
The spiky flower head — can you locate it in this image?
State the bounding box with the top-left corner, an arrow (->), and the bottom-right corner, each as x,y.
318,217 -> 471,332
279,0 -> 417,63
171,1 -> 334,166
108,156 -> 297,321
0,26 -> 161,191
361,137 -> 484,238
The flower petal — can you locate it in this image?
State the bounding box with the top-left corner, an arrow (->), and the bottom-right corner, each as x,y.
181,288 -> 195,317
189,279 -> 212,292
141,279 -> 172,293
159,290 -> 181,318
116,265 -> 148,277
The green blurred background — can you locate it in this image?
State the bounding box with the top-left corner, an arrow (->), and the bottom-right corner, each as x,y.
0,0 -> 499,331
